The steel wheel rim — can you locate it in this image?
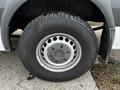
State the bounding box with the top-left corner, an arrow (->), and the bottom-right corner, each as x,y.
36,33 -> 82,72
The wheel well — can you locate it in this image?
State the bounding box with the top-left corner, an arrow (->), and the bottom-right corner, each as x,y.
10,0 -> 107,59
9,0 -> 105,32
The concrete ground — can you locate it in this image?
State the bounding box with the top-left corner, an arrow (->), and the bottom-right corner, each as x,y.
0,37 -> 99,90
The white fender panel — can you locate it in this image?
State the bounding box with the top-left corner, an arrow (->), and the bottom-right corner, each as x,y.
112,27 -> 120,49
0,27 -> 5,51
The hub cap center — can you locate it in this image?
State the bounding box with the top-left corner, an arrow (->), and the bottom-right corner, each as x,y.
47,43 -> 71,64
54,50 -> 65,60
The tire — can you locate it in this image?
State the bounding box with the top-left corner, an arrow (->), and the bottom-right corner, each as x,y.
19,12 -> 98,82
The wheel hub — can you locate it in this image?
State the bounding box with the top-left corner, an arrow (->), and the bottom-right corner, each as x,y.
36,33 -> 82,72
47,43 -> 71,64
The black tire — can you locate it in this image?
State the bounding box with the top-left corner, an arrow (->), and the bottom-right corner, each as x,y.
19,12 -> 98,82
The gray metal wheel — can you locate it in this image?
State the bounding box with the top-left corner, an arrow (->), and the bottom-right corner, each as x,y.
36,33 -> 82,72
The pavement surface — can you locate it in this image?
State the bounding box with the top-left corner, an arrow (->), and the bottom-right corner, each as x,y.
0,37 -> 99,90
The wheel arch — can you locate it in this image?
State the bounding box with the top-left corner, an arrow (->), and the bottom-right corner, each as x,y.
0,0 -> 28,51
91,0 -> 115,62
1,0 -> 115,62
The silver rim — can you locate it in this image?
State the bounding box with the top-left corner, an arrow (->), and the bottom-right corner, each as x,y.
36,33 -> 82,72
